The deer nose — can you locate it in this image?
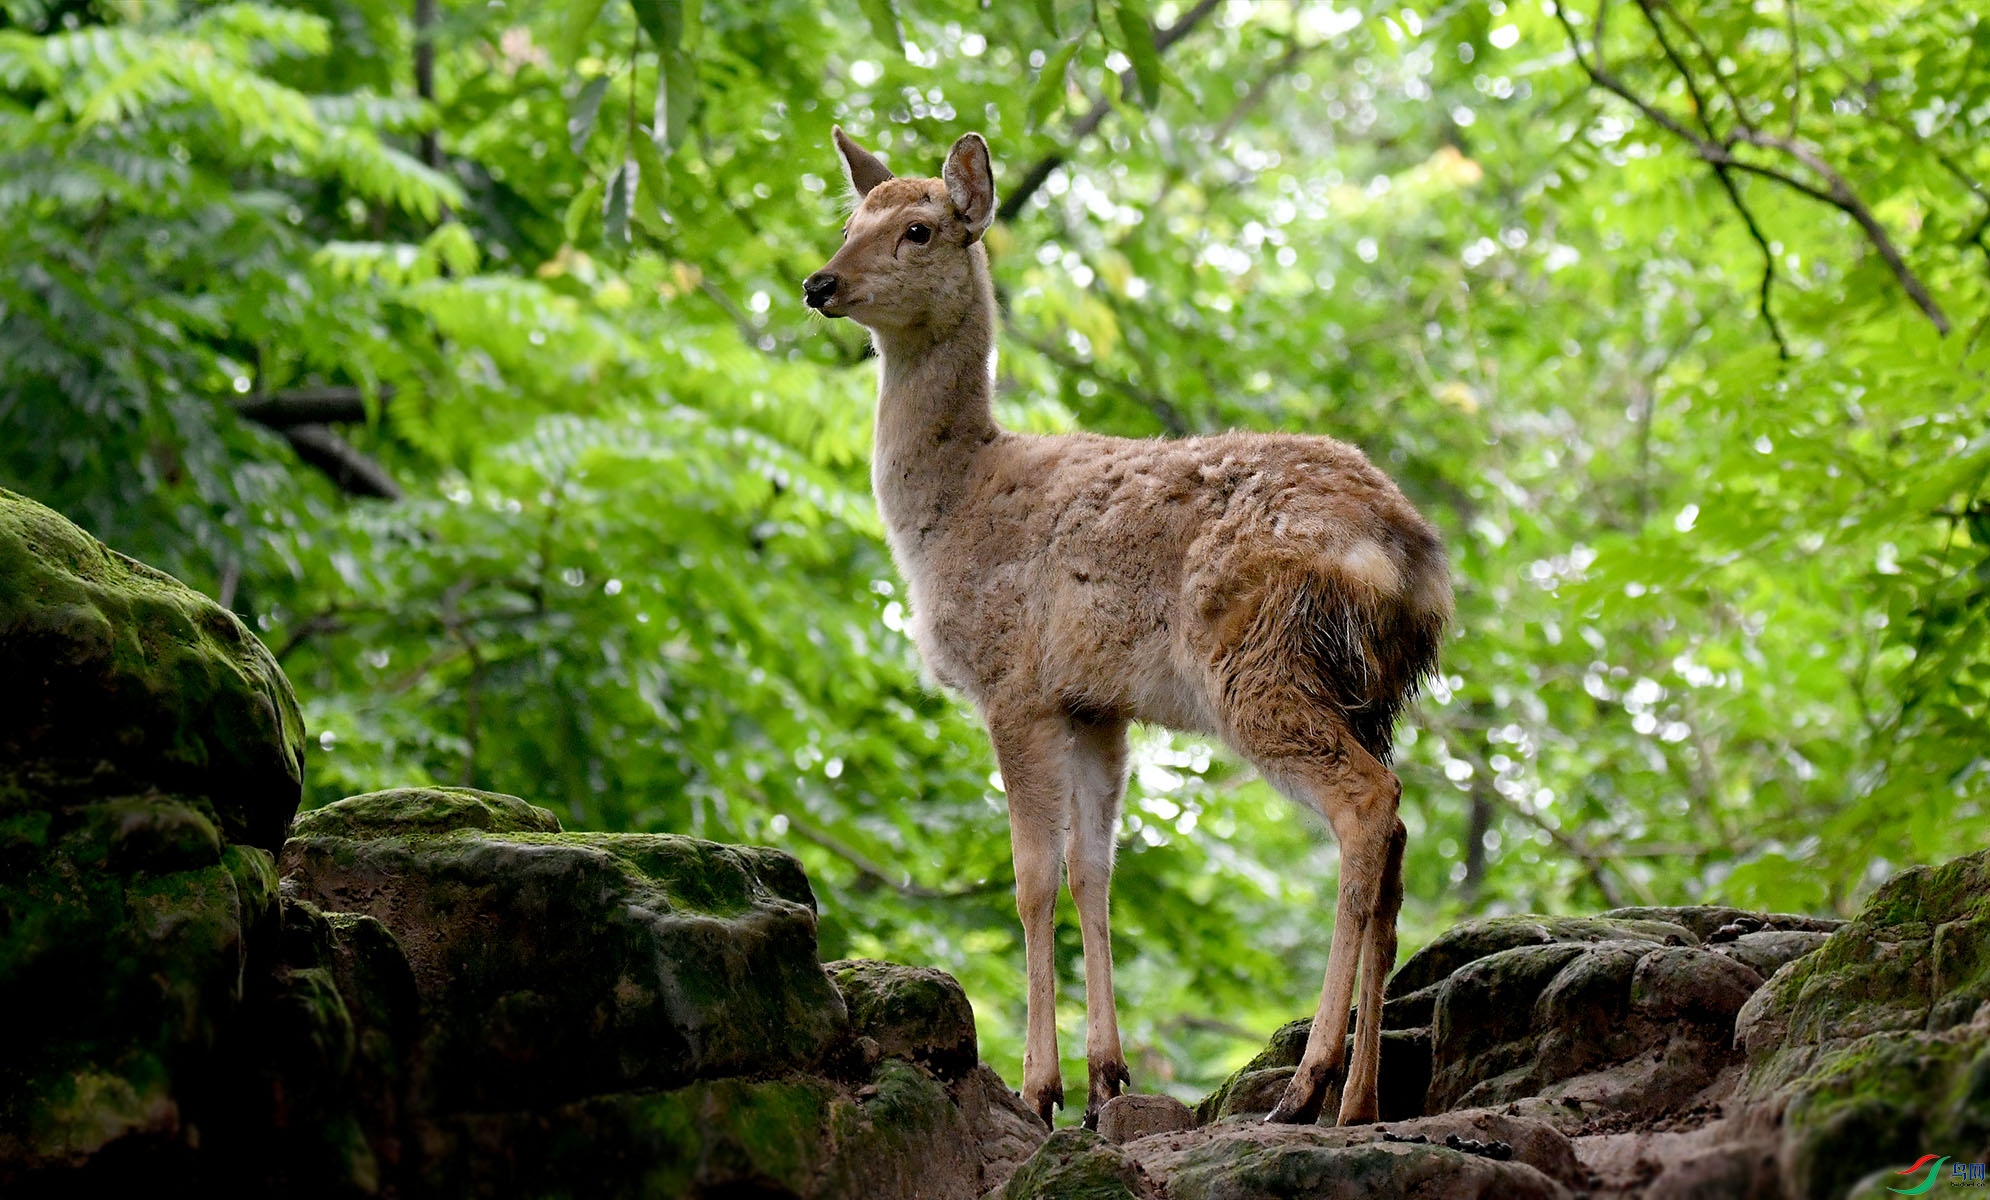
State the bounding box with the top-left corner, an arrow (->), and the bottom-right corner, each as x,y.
803,271 -> 839,309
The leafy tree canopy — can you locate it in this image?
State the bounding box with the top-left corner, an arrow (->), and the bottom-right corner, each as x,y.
4,0 -> 1985,1108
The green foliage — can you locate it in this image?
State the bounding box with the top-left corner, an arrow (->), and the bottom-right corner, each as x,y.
2,0 -> 1985,1115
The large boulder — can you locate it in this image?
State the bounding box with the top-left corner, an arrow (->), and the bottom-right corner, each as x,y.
0,487 -> 303,851
1195,908 -> 1835,1129
0,497 -> 1048,1196
1194,1018 -> 1430,1125
420,1059 -> 1034,1200
1735,850 -> 1990,1199
281,787 -> 851,1110
281,789 -> 1045,1198
0,491 -> 304,1184
1400,908 -> 1835,1116
1016,1110 -> 1580,1200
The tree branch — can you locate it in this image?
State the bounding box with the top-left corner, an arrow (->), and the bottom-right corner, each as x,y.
1646,0 -> 1754,134
1422,736 -> 1632,908
1710,166 -> 1790,358
415,0 -> 440,170
783,815 -> 1011,901
282,424 -> 403,500
1005,317 -> 1191,435
238,385 -> 394,427
996,0 -> 1223,224
1554,3 -> 1950,335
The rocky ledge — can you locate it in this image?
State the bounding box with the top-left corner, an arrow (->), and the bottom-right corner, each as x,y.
3,487 -> 1986,1199
1015,878 -> 1985,1199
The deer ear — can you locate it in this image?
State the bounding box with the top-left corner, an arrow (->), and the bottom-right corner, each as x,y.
833,126 -> 893,198
942,132 -> 996,243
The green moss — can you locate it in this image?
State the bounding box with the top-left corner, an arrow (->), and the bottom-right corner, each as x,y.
1196,1018 -> 1310,1124
7,1051 -> 177,1165
1784,1030 -> 1990,1199
696,1075 -> 840,1189
282,826 -> 848,1110
1737,851 -> 1990,1199
292,787 -> 563,839
1002,1128 -> 1153,1200
828,959 -> 978,1077
102,796 -> 221,874
415,1074 -> 883,1200
0,489 -> 304,852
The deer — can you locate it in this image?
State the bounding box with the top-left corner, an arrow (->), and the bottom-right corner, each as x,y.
803,128 -> 1451,1130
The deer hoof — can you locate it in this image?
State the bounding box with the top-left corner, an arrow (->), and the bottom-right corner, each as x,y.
1264,1076 -> 1327,1125
1086,1057 -> 1132,1118
1023,1079 -> 1063,1128
1336,1092 -> 1380,1126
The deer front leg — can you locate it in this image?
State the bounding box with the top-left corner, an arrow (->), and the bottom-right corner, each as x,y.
1067,718 -> 1132,1128
991,715 -> 1072,1126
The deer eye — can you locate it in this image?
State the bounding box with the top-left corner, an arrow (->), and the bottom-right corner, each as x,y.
905,223 -> 932,244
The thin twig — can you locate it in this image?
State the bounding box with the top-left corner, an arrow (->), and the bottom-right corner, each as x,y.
1614,2 -> 1786,355
1646,0 -> 1754,134
1006,317 -> 1191,435
1784,0 -> 1801,140
1712,168 -> 1790,358
784,815 -> 1012,901
1553,3 -> 1950,335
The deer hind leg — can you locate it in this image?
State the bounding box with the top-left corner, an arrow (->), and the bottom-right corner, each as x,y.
1251,735 -> 1403,1126
1066,717 -> 1132,1128
988,713 -> 1075,1126
1340,815 -> 1406,1124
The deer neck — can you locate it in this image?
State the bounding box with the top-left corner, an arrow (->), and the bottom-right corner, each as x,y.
868,261 -> 999,542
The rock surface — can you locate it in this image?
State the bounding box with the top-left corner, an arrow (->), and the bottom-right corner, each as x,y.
0,487 -> 303,851
7,493 -> 1986,1199
1000,1128 -> 1159,1200
1,498 -> 1047,1198
1398,908 -> 1836,1117
1734,851 -> 1990,1199
283,788 -> 850,1110
828,958 -> 979,1079
1098,1093 -> 1198,1145
1110,1111 -> 1577,1200
278,787 -> 1045,1198
0,490 -> 301,1185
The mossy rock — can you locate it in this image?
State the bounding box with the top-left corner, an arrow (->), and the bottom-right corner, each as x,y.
1195,1020 -> 1429,1124
1001,1127 -> 1158,1200
827,958 -> 978,1078
1599,905 -> 1841,942
0,488 -> 303,852
1146,1131 -> 1568,1200
282,798 -> 849,1110
0,793 -> 280,1176
292,786 -> 562,838
414,1059 -> 984,1200
1387,914 -> 1697,998
188,896 -> 421,1195
1736,849 -> 1990,1199
1197,1019 -> 1309,1124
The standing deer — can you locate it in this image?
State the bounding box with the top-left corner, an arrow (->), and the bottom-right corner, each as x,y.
803,129 -> 1450,1129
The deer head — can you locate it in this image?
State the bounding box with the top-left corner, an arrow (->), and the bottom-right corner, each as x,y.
803,128 -> 996,335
